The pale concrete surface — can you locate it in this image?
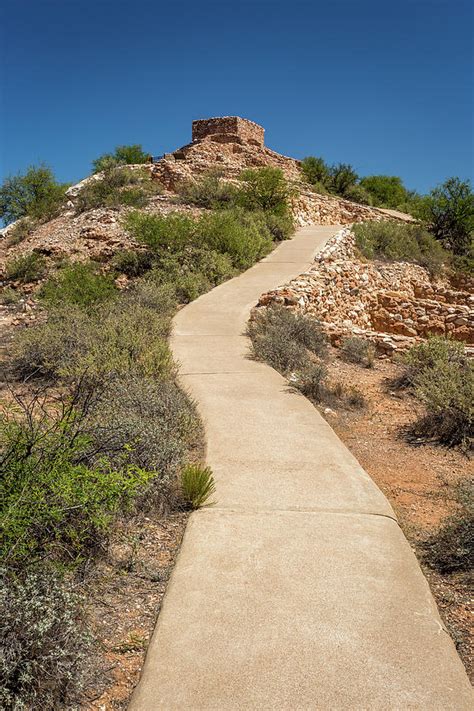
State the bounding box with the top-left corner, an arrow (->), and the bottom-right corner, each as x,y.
130,226 -> 473,710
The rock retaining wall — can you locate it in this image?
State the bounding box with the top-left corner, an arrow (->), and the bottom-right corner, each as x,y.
258,228 -> 474,355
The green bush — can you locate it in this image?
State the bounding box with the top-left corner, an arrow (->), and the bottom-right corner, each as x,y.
0,287 -> 21,306
198,208 -> 273,269
148,245 -> 235,303
11,284 -> 175,382
418,177 -> 474,257
422,479 -> 473,573
177,171 -> 238,208
359,175 -> 410,209
341,337 -> 375,368
0,567 -> 94,709
90,376 -> 201,482
6,217 -> 35,245
301,157 -> 331,188
180,464 -> 216,509
40,261 -> 117,308
264,210 -> 294,241
295,362 -> 328,401
238,167 -> 293,214
247,305 -> 327,373
403,337 -> 473,447
343,184 -> 373,205
0,165 -> 67,225
5,252 -> 46,283
125,210 -> 194,252
353,220 -> 447,274
75,167 -> 147,213
0,395 -> 153,567
92,144 -> 149,173
328,163 -> 358,196
111,249 -> 154,277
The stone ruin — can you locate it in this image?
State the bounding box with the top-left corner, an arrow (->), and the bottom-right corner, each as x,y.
191,116 -> 265,148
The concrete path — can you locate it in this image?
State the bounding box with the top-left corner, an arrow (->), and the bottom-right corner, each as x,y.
130,226 -> 473,710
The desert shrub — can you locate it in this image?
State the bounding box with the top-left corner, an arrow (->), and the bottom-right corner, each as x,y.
238,167 -> 293,214
247,305 -> 327,372
309,180 -> 329,195
345,386 -> 367,409
125,210 -> 195,252
5,252 -> 46,283
40,261 -> 117,308
198,208 -> 273,269
418,177 -> 474,256
0,287 -> 21,306
0,165 -> 67,225
328,163 -> 358,196
180,464 -> 216,509
422,479 -> 473,573
0,567 -> 94,710
92,144 -> 149,173
341,336 -> 375,368
11,284 -> 175,382
177,171 -> 238,208
343,184 -> 372,205
0,393 -> 153,567
150,245 -> 236,302
75,167 -> 147,213
295,362 -> 328,401
264,210 -> 294,241
90,376 -> 201,482
403,337 -> 473,447
353,220 -> 447,274
301,156 -> 331,188
359,175 -> 410,209
6,217 -> 35,245
111,249 -> 154,277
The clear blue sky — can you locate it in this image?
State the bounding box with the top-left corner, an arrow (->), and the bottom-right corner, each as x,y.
1,0 -> 472,193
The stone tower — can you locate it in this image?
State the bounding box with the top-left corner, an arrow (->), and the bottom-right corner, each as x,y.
191,116 -> 265,148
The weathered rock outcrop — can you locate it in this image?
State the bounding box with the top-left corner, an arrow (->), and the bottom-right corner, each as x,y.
258,229 -> 474,354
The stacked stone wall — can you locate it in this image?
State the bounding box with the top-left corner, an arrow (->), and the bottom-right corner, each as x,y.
192,116 -> 265,147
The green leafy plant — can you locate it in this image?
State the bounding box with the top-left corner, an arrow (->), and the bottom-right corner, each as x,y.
180,464 -> 216,509
0,165 -> 67,225
247,305 -> 327,373
0,567 -> 94,710
328,163 -> 358,196
353,220 -> 447,274
359,175 -> 410,209
5,252 -> 46,283
75,167 -> 147,213
40,261 -> 117,308
294,362 -> 328,401
92,144 -> 149,173
6,217 -> 35,245
238,167 -> 293,214
11,283 -> 176,382
343,184 -> 372,205
111,249 -> 154,277
403,337 -> 473,447
418,177 -> 474,256
177,170 -> 238,208
301,156 -> 331,188
0,389 -> 154,567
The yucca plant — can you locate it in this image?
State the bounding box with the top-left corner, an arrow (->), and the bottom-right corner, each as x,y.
180,464 -> 216,509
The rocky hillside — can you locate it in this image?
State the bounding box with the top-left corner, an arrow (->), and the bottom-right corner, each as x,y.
0,117 -> 401,273
258,228 -> 474,355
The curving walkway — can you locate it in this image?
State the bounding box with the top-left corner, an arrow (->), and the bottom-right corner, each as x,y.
130,226 -> 473,710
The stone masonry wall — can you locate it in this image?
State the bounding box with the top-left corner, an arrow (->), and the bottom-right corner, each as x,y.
257,228 -> 474,356
192,116 -> 265,147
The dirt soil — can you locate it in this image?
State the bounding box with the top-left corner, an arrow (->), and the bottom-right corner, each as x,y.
322,354 -> 473,681
81,512 -> 188,710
